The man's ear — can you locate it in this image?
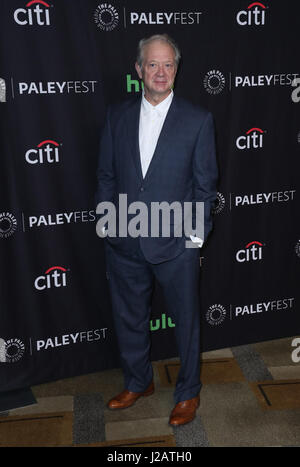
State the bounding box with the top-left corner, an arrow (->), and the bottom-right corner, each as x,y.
135,62 -> 142,79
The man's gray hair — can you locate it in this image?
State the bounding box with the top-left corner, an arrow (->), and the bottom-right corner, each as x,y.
136,34 -> 181,68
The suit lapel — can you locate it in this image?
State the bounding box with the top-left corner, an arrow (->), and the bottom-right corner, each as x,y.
143,96 -> 180,183
125,96 -> 143,182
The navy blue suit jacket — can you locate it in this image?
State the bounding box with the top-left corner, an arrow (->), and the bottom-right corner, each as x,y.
96,95 -> 218,264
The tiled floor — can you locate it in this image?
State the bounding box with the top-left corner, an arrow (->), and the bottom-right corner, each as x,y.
0,336 -> 300,447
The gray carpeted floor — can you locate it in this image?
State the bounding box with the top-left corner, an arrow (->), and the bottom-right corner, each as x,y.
1,336 -> 300,447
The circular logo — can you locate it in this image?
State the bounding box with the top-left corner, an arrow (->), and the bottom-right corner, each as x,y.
0,212 -> 17,238
3,338 -> 25,363
212,192 -> 226,214
94,3 -> 119,31
297,131 -> 300,144
204,70 -> 225,95
295,240 -> 300,258
206,304 -> 227,326
0,78 -> 6,103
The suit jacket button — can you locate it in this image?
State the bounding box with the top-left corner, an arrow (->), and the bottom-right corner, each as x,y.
140,187 -> 144,192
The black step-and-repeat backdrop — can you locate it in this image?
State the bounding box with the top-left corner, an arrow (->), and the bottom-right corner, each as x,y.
1,0 -> 300,393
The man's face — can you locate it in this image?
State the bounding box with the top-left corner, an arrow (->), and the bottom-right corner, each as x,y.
135,40 -> 177,105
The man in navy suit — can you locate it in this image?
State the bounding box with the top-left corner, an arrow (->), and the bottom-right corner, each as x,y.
96,34 -> 218,426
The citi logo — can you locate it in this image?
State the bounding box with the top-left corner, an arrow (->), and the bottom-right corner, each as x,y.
236,127 -> 265,150
34,266 -> 68,291
236,241 -> 264,263
14,0 -> 51,26
236,2 -> 267,26
25,139 -> 61,164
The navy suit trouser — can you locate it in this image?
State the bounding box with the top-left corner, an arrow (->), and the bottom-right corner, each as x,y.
104,240 -> 202,404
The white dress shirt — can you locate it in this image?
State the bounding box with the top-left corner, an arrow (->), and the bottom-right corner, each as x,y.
138,91 -> 203,248
139,90 -> 173,178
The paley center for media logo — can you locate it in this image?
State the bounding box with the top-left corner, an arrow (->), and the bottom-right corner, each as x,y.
18,79 -> 98,96
0,78 -> 6,102
0,77 -> 99,102
233,190 -> 296,208
0,209 -> 96,235
35,328 -> 108,352
203,71 -> 299,95
94,3 -> 202,30
203,70 -> 226,95
14,0 -> 52,27
212,192 -> 226,215
25,209 -> 96,229
0,212 -> 17,238
94,3 -> 119,30
209,189 -> 296,212
206,297 -> 295,326
0,328 -> 109,362
0,338 -> 25,363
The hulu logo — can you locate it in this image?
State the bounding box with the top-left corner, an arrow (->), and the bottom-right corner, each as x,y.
126,74 -> 144,93
150,313 -> 175,332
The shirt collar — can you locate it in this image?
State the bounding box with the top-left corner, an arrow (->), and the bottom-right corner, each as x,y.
141,90 -> 173,116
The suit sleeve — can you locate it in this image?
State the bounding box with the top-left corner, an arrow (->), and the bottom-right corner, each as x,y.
95,107 -> 116,207
192,111 -> 218,243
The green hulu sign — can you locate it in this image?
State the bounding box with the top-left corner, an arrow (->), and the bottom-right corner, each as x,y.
126,74 -> 144,93
126,73 -> 174,93
150,313 -> 175,332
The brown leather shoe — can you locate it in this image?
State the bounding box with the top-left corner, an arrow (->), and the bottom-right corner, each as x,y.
169,395 -> 200,426
107,381 -> 154,410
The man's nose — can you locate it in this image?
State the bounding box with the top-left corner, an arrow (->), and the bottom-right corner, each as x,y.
156,64 -> 165,75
